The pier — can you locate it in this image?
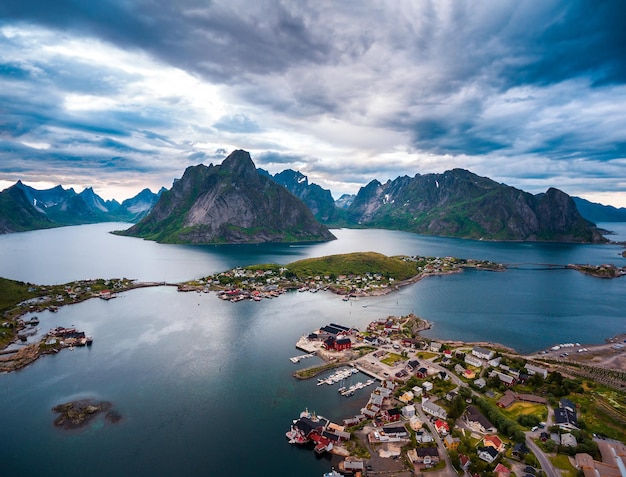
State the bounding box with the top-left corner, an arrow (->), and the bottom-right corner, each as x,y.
289,352 -> 316,363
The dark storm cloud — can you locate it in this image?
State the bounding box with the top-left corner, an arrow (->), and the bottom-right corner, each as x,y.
0,0 -> 333,82
1,0 -> 625,203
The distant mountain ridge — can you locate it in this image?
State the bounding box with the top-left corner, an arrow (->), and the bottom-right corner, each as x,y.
0,155 -> 618,244
119,150 -> 336,244
259,168 -> 337,223
573,197 -> 626,223
0,181 -> 162,234
344,169 -> 606,243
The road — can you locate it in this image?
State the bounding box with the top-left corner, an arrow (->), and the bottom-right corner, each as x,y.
415,405 -> 457,477
525,436 -> 559,477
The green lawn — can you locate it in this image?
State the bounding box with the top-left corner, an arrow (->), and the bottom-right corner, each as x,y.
550,454 -> 577,477
380,353 -> 406,366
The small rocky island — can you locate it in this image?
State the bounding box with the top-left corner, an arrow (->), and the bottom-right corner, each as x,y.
52,399 -> 121,430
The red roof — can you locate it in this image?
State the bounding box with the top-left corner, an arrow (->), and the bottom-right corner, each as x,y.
483,434 -> 504,449
494,463 -> 510,474
434,419 -> 450,432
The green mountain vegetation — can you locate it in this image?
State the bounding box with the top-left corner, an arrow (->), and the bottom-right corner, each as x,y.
346,169 -> 606,243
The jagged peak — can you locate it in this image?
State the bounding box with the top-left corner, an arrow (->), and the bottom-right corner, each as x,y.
220,149 -> 256,175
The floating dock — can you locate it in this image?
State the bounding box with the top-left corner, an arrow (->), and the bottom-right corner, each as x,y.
290,352 -> 316,363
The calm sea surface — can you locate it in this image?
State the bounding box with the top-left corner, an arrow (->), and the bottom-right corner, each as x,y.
0,223 -> 624,477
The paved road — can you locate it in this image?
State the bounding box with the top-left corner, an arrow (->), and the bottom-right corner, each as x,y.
525,436 -> 559,477
415,406 -> 457,477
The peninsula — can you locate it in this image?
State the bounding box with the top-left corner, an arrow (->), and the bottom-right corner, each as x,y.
288,315 -> 626,476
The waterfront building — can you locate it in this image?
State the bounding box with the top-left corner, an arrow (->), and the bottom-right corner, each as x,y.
472,346 -> 495,360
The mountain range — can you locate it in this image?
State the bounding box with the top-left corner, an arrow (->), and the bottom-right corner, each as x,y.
118,150 -> 335,244
0,181 -> 163,234
1,149 -> 622,243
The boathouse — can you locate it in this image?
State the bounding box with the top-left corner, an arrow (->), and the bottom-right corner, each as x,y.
322,336 -> 352,351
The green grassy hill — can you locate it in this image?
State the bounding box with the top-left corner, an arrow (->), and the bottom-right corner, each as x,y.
286,252 -> 417,280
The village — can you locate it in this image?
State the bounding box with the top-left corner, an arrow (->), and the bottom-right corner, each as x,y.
288,315 -> 626,477
177,255 -> 506,302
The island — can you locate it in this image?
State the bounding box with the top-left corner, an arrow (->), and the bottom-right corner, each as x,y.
176,252 -> 506,301
52,399 -> 121,430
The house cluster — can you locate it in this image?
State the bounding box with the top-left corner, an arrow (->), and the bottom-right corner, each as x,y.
287,409 -> 351,454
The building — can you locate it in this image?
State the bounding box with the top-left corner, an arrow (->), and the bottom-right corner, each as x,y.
474,377 -> 486,389
494,463 -> 511,476
402,405 -> 416,418
384,408 -> 402,422
422,381 -> 433,392
421,399 -> 448,419
399,391 -> 414,403
434,419 -> 450,435
430,342 -> 442,352
483,435 -> 505,452
416,367 -> 429,378
554,406 -> 578,430
497,390 -> 548,409
411,385 -> 423,397
444,434 -> 460,450
465,355 -> 483,368
490,370 -> 516,386
472,346 -> 495,360
478,446 -> 499,463
463,368 -> 476,379
406,360 -> 420,372
409,446 -> 440,465
464,405 -> 497,434
525,363 -> 548,379
459,454 -> 471,471
415,430 -> 434,443
323,335 -> 352,351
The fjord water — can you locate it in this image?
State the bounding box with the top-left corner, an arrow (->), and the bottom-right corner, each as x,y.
0,223 -> 624,477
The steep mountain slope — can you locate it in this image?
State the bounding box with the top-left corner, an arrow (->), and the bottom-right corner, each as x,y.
573,197 -> 626,223
120,150 -> 336,244
346,169 -> 605,243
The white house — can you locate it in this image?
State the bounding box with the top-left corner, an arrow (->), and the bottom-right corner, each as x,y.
422,381 -> 433,392
525,363 -> 548,379
465,355 -> 483,368
421,399 -> 448,419
402,405 -> 416,418
472,346 -> 495,360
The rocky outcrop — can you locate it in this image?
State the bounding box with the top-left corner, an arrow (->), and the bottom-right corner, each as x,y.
346,169 -> 606,243
121,150 -> 335,244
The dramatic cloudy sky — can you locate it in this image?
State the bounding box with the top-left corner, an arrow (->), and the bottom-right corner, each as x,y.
1,0 -> 625,206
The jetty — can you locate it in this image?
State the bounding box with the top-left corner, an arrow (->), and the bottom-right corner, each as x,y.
289,352 -> 316,363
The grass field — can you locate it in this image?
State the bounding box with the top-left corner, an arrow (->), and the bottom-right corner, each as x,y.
550,454 -> 577,477
380,353 -> 406,366
501,402 -> 547,420
416,351 -> 438,360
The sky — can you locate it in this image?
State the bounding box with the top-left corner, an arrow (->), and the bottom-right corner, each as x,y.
0,1 -> 625,207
